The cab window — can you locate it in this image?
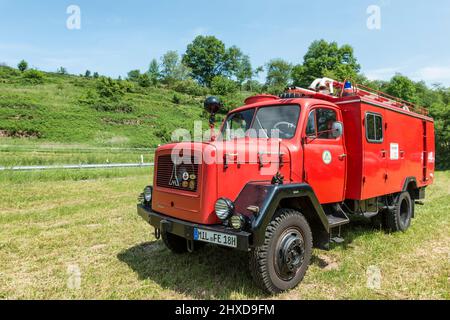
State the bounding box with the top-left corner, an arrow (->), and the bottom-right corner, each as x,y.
251,105 -> 300,139
306,108 -> 338,140
223,109 -> 255,140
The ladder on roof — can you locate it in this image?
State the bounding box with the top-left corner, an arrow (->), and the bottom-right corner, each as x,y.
301,78 -> 429,116
351,83 -> 429,116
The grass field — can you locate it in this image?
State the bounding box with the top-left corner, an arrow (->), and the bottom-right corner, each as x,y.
0,167 -> 448,300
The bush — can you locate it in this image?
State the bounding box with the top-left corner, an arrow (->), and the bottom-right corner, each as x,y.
211,76 -> 238,95
138,74 -> 151,88
172,94 -> 181,105
91,100 -> 134,113
243,80 -> 263,93
96,77 -> 126,101
0,66 -> 20,79
18,60 -> 28,72
22,69 -> 45,84
172,78 -> 208,96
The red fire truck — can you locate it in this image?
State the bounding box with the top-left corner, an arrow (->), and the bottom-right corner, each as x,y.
137,78 -> 435,294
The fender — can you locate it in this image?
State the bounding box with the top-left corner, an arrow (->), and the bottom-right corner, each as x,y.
402,176 -> 418,192
233,182 -> 329,247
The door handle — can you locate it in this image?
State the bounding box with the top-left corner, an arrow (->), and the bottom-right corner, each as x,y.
381,150 -> 387,158
339,154 -> 347,160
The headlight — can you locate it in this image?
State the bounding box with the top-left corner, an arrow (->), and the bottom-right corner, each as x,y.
215,198 -> 234,220
230,215 -> 245,230
143,186 -> 153,203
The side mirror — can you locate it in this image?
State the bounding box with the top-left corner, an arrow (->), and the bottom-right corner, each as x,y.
204,96 -> 222,141
331,121 -> 344,138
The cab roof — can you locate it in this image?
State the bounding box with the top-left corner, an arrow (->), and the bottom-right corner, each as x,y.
229,97 -> 337,115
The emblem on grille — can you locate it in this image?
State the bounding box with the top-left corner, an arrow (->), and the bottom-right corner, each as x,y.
169,163 -> 180,187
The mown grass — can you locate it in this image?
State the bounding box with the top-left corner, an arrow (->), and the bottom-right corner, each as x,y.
0,148 -> 154,166
0,168 -> 448,300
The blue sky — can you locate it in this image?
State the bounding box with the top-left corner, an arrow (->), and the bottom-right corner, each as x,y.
1,0 -> 450,86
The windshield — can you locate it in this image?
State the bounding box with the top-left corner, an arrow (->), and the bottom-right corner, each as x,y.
221,104 -> 300,140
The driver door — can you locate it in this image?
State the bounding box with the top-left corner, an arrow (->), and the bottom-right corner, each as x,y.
302,106 -> 347,204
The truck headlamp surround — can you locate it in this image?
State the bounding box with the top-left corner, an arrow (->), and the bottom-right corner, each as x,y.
143,186 -> 153,203
215,198 -> 235,221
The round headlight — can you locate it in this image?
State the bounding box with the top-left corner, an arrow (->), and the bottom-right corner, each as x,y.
230,215 -> 245,230
143,186 -> 153,202
215,198 -> 234,220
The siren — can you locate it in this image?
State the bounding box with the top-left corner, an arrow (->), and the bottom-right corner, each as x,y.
343,81 -> 354,96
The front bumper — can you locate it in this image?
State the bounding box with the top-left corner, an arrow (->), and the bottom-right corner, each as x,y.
137,204 -> 252,251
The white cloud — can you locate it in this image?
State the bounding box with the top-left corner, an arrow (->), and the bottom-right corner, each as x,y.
413,66 -> 450,84
364,65 -> 450,86
364,67 -> 401,81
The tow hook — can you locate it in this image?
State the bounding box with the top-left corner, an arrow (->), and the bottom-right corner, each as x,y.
187,239 -> 195,253
154,228 -> 161,240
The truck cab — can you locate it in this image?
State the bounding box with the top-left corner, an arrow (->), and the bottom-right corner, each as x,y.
137,78 -> 435,294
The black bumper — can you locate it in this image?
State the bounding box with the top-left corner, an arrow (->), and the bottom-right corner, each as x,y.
137,204 -> 251,251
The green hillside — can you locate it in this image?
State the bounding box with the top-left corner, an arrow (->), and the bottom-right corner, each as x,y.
0,66 -> 250,148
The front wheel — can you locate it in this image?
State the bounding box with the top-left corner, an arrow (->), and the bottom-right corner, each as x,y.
249,208 -> 313,294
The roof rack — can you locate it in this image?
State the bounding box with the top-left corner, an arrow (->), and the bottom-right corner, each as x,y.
351,83 -> 429,116
285,78 -> 429,116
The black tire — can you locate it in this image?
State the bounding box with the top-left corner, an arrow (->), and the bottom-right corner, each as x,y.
385,192 -> 414,232
161,232 -> 206,254
249,208 -> 313,294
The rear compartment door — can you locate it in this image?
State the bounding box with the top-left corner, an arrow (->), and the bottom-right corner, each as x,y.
362,109 -> 388,199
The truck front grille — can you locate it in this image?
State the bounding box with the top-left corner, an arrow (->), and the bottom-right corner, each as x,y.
156,154 -> 199,192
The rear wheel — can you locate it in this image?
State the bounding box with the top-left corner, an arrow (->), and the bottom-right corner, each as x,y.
161,231 -> 205,254
385,192 -> 414,232
249,208 -> 313,294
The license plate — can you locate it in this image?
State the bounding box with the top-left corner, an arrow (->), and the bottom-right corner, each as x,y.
193,228 -> 237,248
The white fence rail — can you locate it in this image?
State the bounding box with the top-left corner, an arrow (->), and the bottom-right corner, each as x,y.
0,163 -> 155,171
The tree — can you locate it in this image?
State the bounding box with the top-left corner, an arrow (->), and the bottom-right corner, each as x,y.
18,60 -> 28,72
57,67 -> 68,75
85,70 -> 91,78
385,74 -> 418,103
147,59 -> 160,85
266,59 -> 292,90
292,40 -> 361,87
182,35 -> 228,86
127,69 -> 141,82
211,76 -> 238,95
93,72 -> 100,79
160,51 -> 190,84
235,54 -> 253,88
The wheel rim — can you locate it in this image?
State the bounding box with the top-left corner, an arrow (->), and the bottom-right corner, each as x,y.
399,198 -> 410,225
274,228 -> 305,281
